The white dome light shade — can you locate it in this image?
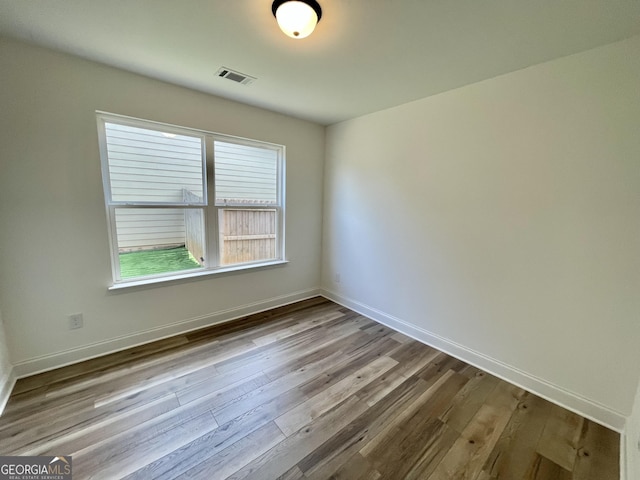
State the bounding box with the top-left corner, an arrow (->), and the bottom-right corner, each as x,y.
273,0 -> 322,39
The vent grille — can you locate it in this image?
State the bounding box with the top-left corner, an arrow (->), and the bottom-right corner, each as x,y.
216,67 -> 256,85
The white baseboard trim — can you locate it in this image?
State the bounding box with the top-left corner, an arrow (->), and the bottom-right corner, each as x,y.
321,288 -> 626,433
13,288 -> 321,379
0,367 -> 17,416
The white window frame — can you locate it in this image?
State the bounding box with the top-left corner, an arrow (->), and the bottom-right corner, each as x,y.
96,112 -> 286,289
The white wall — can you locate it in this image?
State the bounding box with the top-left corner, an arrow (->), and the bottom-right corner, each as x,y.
0,38 -> 325,373
323,36 -> 640,427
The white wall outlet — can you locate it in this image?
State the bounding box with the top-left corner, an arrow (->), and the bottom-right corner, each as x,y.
334,273 -> 341,283
68,313 -> 84,330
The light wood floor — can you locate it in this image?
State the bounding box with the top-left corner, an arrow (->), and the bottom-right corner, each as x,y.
0,298 -> 619,479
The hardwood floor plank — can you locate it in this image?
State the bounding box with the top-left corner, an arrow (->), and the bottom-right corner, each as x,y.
89,358 -> 221,408
252,319 -> 376,385
523,454 -> 573,480
353,340 -> 442,408
70,389 -> 221,465
474,470 -> 494,480
298,337 -> 400,400
275,465 -> 305,480
481,392 -> 553,479
251,309 -> 345,347
390,331 -> 413,344
177,422 -> 285,480
10,335 -> 190,396
416,351 -> 468,381
363,373 -> 468,479
38,394 -> 180,458
389,339 -> 438,365
124,387 -> 308,480
536,403 -> 585,471
427,383 -> 525,479
361,323 -> 396,338
0,298 -> 620,479
0,396 -> 95,454
402,422 -> 460,480
226,395 -> 369,480
182,297 -> 330,344
572,420 -> 620,479
439,370 -> 501,434
388,342 -> 441,378
300,375 -> 432,480
355,368 -> 413,407
324,310 -> 375,332
2,386 -> 58,417
275,355 -> 397,436
4,378 -> 188,455
372,416 -> 459,480
360,369 -> 468,458
41,344 -> 213,402
176,371 -> 271,408
73,411 -> 218,479
214,324 -> 335,375
261,329 -> 367,382
460,364 -> 483,379
212,349 -> 345,425
327,452 -> 382,480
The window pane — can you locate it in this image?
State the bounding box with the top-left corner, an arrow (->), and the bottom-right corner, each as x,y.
214,141 -> 278,205
115,208 -> 204,278
219,209 -> 277,265
105,122 -> 204,203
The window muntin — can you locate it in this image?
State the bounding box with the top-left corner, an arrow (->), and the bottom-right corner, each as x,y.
97,113 -> 285,285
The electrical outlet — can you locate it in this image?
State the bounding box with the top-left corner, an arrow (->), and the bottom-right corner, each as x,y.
334,273 -> 341,283
68,313 -> 84,330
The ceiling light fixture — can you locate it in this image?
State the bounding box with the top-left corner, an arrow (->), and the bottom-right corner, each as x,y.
271,0 -> 322,39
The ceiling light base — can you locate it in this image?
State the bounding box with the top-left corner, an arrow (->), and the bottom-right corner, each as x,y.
272,0 -> 322,39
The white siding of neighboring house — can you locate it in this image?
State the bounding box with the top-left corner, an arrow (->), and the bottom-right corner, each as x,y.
105,125 -> 278,251
115,209 -> 186,251
105,122 -> 204,203
214,141 -> 278,205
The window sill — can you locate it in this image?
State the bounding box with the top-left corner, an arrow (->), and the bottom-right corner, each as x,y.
108,260 -> 288,291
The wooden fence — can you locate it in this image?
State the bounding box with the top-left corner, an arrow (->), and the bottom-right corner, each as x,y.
219,209 -> 276,265
183,189 -> 276,266
183,190 -> 205,265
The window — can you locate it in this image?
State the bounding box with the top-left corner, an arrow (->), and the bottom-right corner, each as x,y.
97,113 -> 285,286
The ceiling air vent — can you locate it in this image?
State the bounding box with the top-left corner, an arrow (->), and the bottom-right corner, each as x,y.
216,67 -> 256,85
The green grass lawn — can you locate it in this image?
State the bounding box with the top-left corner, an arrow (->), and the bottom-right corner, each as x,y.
119,246 -> 201,279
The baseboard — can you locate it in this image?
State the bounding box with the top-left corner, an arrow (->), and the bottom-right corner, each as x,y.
8,286 -> 627,433
13,288 -> 321,378
0,367 -> 16,415
321,288 -> 626,433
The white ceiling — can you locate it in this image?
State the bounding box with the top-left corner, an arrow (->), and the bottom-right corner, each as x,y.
1,0 -> 639,125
